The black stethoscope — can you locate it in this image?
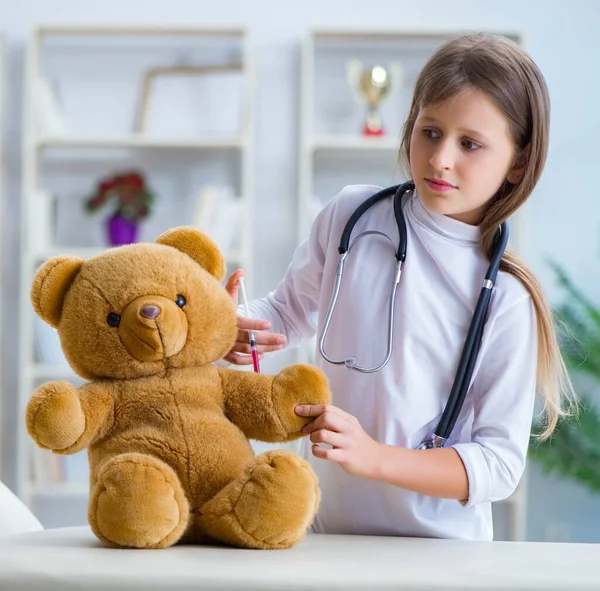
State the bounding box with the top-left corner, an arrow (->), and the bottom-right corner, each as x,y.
318,181 -> 509,449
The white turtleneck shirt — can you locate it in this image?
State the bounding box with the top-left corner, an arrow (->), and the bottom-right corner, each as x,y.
247,185 -> 537,541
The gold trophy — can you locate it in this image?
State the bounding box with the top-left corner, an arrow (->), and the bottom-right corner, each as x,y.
346,59 -> 403,136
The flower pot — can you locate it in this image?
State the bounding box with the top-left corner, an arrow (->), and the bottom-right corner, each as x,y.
107,214 -> 138,246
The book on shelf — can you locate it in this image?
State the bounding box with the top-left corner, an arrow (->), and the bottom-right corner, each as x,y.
31,448 -> 89,489
34,316 -> 69,367
34,77 -> 67,137
192,185 -> 244,257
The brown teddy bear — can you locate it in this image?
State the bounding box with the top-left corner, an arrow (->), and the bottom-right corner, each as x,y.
26,227 -> 331,550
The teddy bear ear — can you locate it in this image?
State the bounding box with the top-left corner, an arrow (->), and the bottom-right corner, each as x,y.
155,226 -> 226,281
31,257 -> 84,328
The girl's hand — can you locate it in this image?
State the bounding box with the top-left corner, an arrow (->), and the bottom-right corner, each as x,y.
223,269 -> 287,366
296,404 -> 381,479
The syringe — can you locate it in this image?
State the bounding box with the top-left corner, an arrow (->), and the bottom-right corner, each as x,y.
237,277 -> 260,373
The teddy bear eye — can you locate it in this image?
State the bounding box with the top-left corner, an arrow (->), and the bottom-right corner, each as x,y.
107,312 -> 121,327
176,294 -> 186,308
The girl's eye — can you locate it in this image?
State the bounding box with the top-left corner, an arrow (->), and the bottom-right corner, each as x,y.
176,294 -> 186,308
462,139 -> 481,151
423,128 -> 440,140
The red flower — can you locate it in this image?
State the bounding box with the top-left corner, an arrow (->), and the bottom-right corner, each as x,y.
98,180 -> 117,194
85,170 -> 155,222
122,173 -> 144,190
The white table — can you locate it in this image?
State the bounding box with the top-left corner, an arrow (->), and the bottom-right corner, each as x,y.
0,526 -> 598,590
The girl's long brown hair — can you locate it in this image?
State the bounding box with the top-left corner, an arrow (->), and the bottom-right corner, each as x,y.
400,33 -> 576,438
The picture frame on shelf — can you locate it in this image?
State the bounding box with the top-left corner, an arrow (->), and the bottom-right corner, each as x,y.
134,62 -> 245,138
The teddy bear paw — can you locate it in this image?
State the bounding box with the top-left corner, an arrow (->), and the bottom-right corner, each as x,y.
90,453 -> 190,549
271,364 -> 332,438
198,450 -> 320,549
26,381 -> 85,451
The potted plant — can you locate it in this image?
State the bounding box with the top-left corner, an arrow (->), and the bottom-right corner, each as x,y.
85,171 -> 155,246
528,262 -> 600,494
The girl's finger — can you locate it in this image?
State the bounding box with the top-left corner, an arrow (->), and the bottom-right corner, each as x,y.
312,445 -> 344,463
296,404 -> 354,422
237,315 -> 272,332
309,429 -> 346,448
224,351 -> 264,366
236,327 -> 286,346
295,404 -> 328,417
231,342 -> 284,355
254,329 -> 286,346
225,270 -> 245,305
302,411 -> 350,435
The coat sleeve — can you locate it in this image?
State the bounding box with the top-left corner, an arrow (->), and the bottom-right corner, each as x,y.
452,293 -> 538,507
245,198 -> 337,348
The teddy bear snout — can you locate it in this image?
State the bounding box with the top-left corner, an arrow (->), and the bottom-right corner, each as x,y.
118,295 -> 188,362
140,305 -> 160,320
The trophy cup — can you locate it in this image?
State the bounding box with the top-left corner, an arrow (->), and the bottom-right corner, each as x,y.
346,59 -> 403,136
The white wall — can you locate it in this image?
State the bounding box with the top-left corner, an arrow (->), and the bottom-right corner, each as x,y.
2,0 -> 600,541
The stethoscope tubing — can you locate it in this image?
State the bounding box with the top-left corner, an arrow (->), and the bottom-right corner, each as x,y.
319,181 -> 509,448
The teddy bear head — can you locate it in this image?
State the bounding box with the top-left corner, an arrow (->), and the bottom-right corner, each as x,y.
31,227 -> 238,380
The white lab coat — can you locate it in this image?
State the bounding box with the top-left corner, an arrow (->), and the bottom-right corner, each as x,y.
248,185 -> 537,540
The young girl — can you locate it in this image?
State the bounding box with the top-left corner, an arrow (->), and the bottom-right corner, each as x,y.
224,33 -> 575,541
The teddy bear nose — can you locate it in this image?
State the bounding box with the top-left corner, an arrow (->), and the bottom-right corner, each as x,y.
140,305 -> 160,319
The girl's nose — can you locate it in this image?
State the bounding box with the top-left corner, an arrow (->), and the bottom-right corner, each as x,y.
429,141 -> 454,171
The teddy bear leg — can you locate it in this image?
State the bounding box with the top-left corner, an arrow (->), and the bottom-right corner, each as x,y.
198,450 -> 319,549
89,452 -> 190,549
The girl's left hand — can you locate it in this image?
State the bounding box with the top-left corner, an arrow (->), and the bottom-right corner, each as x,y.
295,404 -> 381,479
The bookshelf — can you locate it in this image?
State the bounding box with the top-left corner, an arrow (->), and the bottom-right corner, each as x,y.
17,24 -> 255,526
296,27 -> 528,541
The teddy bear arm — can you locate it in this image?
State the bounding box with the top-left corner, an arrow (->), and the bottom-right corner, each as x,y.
70,382 -> 116,451
269,364 -> 332,441
218,368 -> 289,442
219,364 -> 331,442
48,382 -> 115,455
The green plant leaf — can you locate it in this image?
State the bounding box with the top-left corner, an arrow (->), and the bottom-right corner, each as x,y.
530,260 -> 600,493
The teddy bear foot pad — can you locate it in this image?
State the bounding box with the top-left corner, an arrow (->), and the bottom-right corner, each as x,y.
198,450 -> 320,550
90,452 -> 190,549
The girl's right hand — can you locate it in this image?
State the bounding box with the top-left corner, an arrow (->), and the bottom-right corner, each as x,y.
224,269 -> 287,366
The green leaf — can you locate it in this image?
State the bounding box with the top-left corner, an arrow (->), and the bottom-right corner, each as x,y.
530,260 -> 600,493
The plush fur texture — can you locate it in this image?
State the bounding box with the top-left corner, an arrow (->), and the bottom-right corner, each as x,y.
26,227 -> 331,549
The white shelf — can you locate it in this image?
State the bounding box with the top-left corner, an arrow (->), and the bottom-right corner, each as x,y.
311,134 -> 400,153
0,35 -> 4,478
28,363 -> 75,380
310,28 -> 526,53
29,247 -> 246,266
17,25 -> 256,527
37,135 -> 246,151
28,481 -> 89,498
36,24 -> 247,37
29,247 -> 106,264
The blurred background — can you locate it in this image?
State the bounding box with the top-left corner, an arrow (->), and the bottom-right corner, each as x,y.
0,0 -> 599,543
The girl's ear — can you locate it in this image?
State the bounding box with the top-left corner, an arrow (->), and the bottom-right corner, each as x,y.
507,144 -> 531,184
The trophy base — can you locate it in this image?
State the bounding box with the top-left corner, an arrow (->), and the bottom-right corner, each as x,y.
362,125 -> 385,137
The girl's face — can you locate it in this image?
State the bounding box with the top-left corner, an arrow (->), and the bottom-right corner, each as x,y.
409,87 -> 523,225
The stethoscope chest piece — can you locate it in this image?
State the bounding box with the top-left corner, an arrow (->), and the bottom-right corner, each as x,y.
416,435 -> 448,450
